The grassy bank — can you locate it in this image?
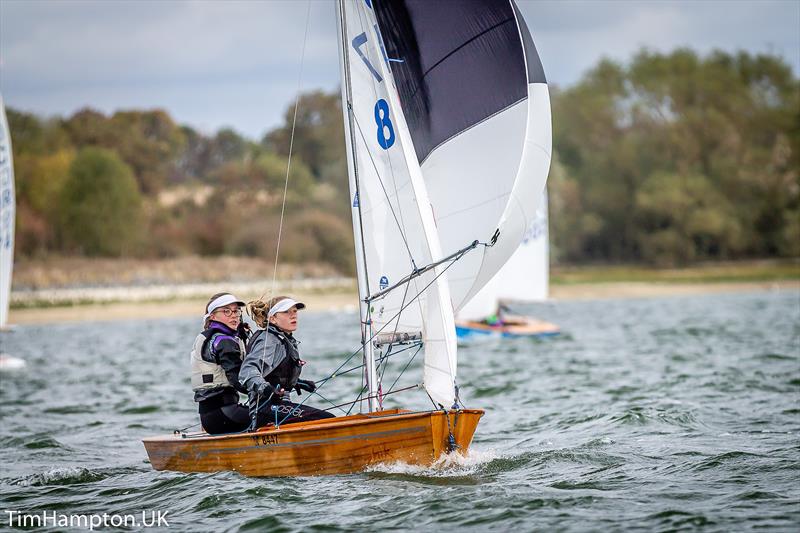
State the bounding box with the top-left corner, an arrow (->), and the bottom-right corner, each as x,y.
13,257 -> 799,291
551,260 -> 800,285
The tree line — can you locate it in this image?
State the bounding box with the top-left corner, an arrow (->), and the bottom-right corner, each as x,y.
7,48 -> 798,273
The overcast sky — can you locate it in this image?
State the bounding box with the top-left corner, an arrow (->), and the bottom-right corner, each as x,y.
1,0 -> 798,140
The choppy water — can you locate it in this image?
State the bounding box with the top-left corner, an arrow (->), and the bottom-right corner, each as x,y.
1,289 -> 798,531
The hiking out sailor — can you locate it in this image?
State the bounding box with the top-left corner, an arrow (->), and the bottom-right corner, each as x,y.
239,295 -> 335,428
191,292 -> 251,435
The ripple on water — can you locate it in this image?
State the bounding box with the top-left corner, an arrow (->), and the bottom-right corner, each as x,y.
1,434 -> 67,450
4,466 -> 134,487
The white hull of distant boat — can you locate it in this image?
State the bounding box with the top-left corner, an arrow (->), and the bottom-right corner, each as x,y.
0,354 -> 26,371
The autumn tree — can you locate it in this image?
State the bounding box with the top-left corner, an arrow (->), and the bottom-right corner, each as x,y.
58,147 -> 143,256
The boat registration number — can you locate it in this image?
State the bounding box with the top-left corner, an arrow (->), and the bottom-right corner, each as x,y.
252,434 -> 279,446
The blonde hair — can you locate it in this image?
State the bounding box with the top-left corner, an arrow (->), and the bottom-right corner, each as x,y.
247,295 -> 290,328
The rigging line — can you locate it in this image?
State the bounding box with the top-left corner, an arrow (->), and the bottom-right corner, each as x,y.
316,341 -> 422,384
334,385 -> 419,413
384,343 -> 423,397
309,390 -> 350,416
367,238 -> 482,302
351,113 -> 416,263
377,273 -> 413,387
308,240 -> 475,414
263,0 -> 313,302
347,381 -> 370,416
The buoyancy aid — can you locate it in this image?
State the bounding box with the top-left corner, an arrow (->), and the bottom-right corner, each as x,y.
190,327 -> 246,392
248,325 -> 303,392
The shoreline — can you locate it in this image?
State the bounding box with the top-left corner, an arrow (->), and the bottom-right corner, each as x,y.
6,280 -> 797,326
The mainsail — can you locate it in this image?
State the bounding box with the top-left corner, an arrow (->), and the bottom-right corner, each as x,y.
336,0 -> 458,409
0,95 -> 15,329
373,0 -> 552,314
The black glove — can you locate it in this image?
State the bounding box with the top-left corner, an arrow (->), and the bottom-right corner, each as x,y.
295,379 -> 316,395
237,322 -> 251,341
256,382 -> 284,399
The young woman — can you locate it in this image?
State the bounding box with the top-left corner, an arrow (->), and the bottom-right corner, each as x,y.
239,295 -> 335,428
190,292 -> 251,434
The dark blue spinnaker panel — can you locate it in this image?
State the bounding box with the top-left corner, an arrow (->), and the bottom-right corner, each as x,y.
374,0 -> 535,164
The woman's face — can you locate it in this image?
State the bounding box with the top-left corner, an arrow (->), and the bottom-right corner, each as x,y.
270,306 -> 298,332
211,304 -> 242,330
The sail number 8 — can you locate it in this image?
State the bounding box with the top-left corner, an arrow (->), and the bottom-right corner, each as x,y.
374,99 -> 395,149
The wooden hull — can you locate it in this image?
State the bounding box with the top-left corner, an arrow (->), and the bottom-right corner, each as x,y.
456,315 -> 560,339
143,409 -> 483,477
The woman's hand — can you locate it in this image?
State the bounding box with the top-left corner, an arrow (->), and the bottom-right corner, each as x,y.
256,382 -> 284,398
295,379 -> 316,394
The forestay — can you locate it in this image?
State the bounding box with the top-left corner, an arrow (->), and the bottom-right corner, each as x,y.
336,0 -> 458,409
0,95 -> 15,329
373,0 -> 552,314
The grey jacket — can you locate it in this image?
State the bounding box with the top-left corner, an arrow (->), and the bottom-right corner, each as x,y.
238,325 -> 302,407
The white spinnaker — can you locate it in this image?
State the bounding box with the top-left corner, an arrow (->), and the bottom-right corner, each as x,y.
457,191 -> 549,320
337,0 -> 457,407
423,81 -> 551,316
0,95 -> 15,329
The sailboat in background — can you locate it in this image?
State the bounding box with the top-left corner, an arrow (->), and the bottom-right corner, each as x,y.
0,95 -> 15,331
144,0 -> 548,476
0,94 -> 24,371
456,191 -> 560,339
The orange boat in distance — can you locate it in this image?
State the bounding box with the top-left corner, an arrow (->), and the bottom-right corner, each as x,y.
143,409 -> 483,477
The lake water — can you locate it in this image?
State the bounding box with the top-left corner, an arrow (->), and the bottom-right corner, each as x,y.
1,289 -> 798,531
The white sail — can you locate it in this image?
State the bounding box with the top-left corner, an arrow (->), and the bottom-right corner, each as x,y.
336,0 -> 457,408
0,95 -> 15,329
372,1 -> 552,314
458,191 -> 550,320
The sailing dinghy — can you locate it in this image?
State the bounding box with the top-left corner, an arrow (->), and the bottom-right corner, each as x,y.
143,0 -> 548,476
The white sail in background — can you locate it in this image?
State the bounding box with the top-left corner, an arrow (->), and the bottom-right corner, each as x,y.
336,0 -> 457,408
458,191 -> 550,320
372,1 -> 552,314
0,95 -> 15,329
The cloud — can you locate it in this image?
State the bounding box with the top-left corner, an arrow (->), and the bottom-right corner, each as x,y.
1,0 -> 797,139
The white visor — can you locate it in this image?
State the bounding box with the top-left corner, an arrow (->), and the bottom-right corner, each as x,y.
204,293 -> 246,320
268,298 -> 306,317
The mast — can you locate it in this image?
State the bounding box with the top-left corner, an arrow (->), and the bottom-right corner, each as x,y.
335,0 -> 379,412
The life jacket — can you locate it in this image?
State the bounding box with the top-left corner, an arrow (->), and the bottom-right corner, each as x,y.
248,325 -> 303,392
190,326 -> 246,393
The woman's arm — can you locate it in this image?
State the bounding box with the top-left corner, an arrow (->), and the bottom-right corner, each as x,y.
212,336 -> 248,394
238,330 -> 282,393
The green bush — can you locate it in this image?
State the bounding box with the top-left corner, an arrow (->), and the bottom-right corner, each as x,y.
58,147 -> 143,256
